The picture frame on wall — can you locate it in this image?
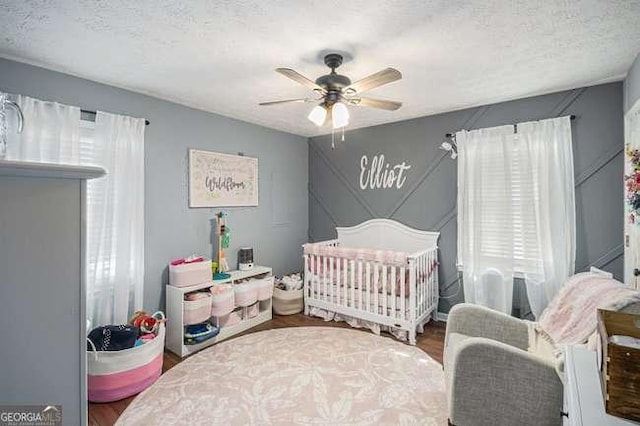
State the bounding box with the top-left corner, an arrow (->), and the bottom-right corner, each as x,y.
189,149 -> 259,207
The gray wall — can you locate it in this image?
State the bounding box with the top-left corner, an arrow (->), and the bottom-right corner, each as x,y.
625,52 -> 640,113
0,58 -> 308,315
309,82 -> 624,316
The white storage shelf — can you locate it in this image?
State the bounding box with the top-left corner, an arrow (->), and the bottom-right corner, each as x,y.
166,265 -> 273,358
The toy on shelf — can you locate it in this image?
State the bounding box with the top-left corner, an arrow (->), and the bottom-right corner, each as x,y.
214,212 -> 231,280
184,321 -> 220,345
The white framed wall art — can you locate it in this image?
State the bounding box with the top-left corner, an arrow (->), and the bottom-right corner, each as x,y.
189,149 -> 259,207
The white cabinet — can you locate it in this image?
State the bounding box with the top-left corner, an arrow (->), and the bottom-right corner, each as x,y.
0,160 -> 105,426
166,265 -> 273,358
564,345 -> 640,426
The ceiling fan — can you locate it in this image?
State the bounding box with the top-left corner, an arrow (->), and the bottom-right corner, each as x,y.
259,53 -> 402,129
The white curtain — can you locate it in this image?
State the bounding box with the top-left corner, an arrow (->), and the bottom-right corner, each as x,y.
7,94 -> 81,162
457,116 -> 575,317
519,117 -> 575,318
87,112 -> 145,327
457,125 -> 515,315
6,94 -> 145,327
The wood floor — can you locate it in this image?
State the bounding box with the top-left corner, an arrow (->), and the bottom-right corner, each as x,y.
88,314 -> 446,426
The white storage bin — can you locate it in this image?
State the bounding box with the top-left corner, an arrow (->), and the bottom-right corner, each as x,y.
256,276 -> 274,301
273,287 -> 304,315
217,308 -> 243,327
210,284 -> 235,317
169,259 -> 212,288
183,293 -> 212,325
234,281 -> 258,307
247,301 -> 259,318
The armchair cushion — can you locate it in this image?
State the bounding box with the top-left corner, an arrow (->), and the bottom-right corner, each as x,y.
448,336 -> 562,426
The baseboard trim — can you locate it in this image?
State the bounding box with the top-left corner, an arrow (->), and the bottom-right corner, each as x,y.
436,312 -> 448,322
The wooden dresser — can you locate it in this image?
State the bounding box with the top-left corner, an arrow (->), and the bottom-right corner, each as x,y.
564,345 -> 640,426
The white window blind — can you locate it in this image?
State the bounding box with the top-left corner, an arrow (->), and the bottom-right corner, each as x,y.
79,120 -> 117,307
471,132 -> 543,275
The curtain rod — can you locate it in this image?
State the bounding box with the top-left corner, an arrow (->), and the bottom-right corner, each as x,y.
445,114 -> 575,138
81,109 -> 150,126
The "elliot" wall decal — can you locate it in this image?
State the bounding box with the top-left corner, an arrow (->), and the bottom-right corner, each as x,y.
359,154 -> 411,190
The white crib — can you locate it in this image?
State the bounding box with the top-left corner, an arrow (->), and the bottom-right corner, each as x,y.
303,219 -> 439,345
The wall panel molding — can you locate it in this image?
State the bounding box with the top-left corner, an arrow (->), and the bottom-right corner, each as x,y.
308,184 -> 338,227
578,244 -> 624,271
309,82 -> 625,314
388,151 -> 448,217
309,141 -> 377,218
575,146 -> 623,187
552,87 -> 586,117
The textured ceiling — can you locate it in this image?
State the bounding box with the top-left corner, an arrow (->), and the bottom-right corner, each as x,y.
1,1 -> 640,137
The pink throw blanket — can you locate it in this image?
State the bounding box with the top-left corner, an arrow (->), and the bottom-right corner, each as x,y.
538,272 -> 640,346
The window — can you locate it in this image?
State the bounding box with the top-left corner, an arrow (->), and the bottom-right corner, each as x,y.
472,133 -> 542,275
457,117 -> 574,316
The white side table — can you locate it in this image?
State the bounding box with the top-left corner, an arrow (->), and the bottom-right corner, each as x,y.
564,345 -> 640,426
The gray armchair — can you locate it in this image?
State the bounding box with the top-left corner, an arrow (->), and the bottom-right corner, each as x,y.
444,300 -> 640,426
444,303 -> 563,426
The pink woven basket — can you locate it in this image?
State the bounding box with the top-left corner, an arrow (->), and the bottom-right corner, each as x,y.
87,312 -> 165,403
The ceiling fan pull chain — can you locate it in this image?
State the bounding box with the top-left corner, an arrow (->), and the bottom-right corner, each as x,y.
341,127 -> 345,142
331,128 -> 336,150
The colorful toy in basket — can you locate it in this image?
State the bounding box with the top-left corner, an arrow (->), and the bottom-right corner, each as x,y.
129,310 -> 167,334
184,321 -> 220,345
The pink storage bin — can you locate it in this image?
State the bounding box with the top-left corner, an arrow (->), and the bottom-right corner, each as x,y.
183,293 -> 212,325
87,312 -> 165,403
210,284 -> 235,317
169,258 -> 212,287
247,301 -> 259,318
256,276 -> 274,301
234,281 -> 258,307
217,309 -> 242,327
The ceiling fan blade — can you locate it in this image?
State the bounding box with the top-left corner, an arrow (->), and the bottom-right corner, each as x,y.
259,98 -> 312,106
343,68 -> 402,95
347,97 -> 402,111
276,68 -> 326,93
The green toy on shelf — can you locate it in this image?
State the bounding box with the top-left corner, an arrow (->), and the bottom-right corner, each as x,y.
213,212 -> 231,280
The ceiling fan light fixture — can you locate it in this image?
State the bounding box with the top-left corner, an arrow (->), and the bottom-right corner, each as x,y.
308,105 -> 327,126
331,102 -> 349,129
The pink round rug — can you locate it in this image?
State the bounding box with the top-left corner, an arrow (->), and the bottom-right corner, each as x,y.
116,327 -> 447,425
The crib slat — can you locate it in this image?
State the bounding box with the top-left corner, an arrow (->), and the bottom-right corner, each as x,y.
343,258 -> 348,307
382,264 -> 388,316
304,254 -> 309,300
430,251 -> 435,311
391,266 -> 397,319
373,263 -> 379,315
323,255 -> 328,303
335,256 -> 341,306
409,260 -> 416,325
433,250 -> 438,311
429,251 -> 438,309
329,256 -> 334,305
350,260 -> 356,308
364,261 -> 371,311
357,261 -> 363,311
308,254 -> 318,299
420,254 -> 425,317
400,266 -> 406,321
